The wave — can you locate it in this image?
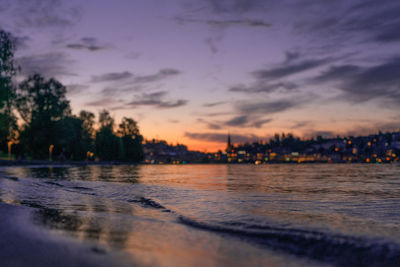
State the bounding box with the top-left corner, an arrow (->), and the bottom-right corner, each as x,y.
178,216 -> 400,267
1,175 -> 19,181
122,194 -> 400,266
44,181 -> 64,187
127,197 -> 171,212
5,172 -> 400,266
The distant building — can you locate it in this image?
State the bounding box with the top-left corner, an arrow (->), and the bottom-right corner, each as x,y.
226,133 -> 233,153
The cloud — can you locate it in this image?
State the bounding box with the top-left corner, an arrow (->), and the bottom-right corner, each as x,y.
312,57 -> 400,103
92,68 -> 181,86
290,120 -> 312,129
85,97 -> 122,107
66,84 -> 89,95
184,132 -> 265,144
91,71 -> 133,83
133,68 -> 181,84
13,35 -> 31,49
203,101 -> 226,107
92,69 -> 181,99
225,115 -> 248,126
224,116 -> 273,128
175,16 -> 271,28
251,118 -> 273,128
345,121 -> 400,136
125,51 -> 141,60
0,0 -> 81,31
205,38 -> 218,54
206,19 -> 271,27
16,52 -> 76,77
312,65 -> 361,83
101,85 -> 143,97
303,120 -> 400,139
284,51 -> 301,63
236,99 -> 300,115
186,0 -> 400,46
199,115 -> 272,130
66,37 -> 107,51
206,122 -> 222,130
204,0 -> 266,14
253,58 -> 330,80
291,0 -> 400,45
374,22 -> 400,43
157,100 -> 188,108
127,91 -> 188,109
342,1 -> 400,44
229,82 -> 298,93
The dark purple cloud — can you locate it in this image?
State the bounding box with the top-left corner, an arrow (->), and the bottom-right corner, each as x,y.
91,72 -> 133,83
253,58 -> 330,80
229,82 -> 298,94
175,17 -> 272,28
0,0 -> 81,31
133,69 -> 181,84
312,57 -> 400,103
127,91 -> 188,109
66,84 -> 89,95
16,52 -> 76,77
199,115 -> 272,130
290,121 -> 312,129
85,97 -> 122,107
204,0 -> 266,14
184,132 -> 265,144
203,101 -> 226,107
66,37 -> 107,52
236,99 -> 300,115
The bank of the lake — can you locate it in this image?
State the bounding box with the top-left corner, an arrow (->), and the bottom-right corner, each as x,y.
1,164 -> 400,266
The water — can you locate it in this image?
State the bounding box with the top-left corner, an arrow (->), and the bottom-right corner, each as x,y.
1,164 -> 400,266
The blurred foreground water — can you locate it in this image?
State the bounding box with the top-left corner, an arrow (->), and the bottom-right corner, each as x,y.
1,164 -> 400,266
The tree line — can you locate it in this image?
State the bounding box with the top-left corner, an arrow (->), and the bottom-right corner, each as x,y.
0,29 -> 144,162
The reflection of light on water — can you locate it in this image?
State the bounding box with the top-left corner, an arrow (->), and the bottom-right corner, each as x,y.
1,164 -> 400,266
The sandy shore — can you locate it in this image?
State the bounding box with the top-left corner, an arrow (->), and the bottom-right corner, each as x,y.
0,203 -> 132,267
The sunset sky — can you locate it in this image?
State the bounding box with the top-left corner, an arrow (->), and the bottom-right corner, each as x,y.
1,0 -> 399,151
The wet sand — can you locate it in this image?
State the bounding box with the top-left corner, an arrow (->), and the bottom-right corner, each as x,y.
0,203 -> 131,267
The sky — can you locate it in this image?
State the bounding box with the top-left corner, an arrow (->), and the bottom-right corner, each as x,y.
1,0 -> 399,151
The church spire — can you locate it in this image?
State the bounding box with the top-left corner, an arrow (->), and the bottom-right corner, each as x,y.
226,132 -> 232,153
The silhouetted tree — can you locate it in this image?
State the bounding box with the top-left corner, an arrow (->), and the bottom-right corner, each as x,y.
0,29 -> 17,152
54,116 -> 86,160
118,117 -> 144,162
79,110 -> 95,136
16,74 -> 71,159
79,110 -> 95,158
95,110 -> 120,161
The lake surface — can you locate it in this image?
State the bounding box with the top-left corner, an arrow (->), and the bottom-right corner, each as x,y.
1,164 -> 400,266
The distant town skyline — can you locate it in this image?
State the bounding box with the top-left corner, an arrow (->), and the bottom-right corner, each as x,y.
1,0 -> 399,151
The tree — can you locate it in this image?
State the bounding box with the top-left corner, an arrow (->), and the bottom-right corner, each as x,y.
99,109 -> 114,129
95,110 -> 120,161
16,74 -> 71,124
79,110 -> 95,158
54,116 -> 85,160
16,74 -> 71,159
118,117 -> 144,162
0,29 -> 17,152
79,110 -> 95,137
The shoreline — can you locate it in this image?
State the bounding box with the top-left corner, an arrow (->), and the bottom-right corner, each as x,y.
0,159 -> 396,167
0,159 -> 141,167
0,202 -> 132,267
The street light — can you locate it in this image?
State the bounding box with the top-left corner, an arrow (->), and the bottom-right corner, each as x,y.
8,141 -> 14,160
49,144 -> 54,161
